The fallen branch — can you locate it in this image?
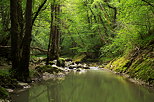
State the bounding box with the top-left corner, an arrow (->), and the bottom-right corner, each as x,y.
0,46 -> 11,48
30,47 -> 47,53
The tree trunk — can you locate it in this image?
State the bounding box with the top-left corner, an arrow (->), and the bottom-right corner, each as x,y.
47,1 -> 61,64
47,1 -> 55,65
10,0 -> 21,78
10,0 -> 32,82
19,0 -> 32,82
51,4 -> 60,60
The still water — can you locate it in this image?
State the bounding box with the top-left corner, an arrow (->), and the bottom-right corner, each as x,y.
11,70 -> 154,102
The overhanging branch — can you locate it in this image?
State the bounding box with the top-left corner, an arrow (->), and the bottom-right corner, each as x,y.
32,0 -> 48,26
141,0 -> 154,7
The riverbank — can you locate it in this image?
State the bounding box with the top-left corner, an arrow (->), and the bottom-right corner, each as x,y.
104,44 -> 154,88
1,48 -> 154,102
102,68 -> 154,89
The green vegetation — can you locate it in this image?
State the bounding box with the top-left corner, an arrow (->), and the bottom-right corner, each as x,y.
0,0 -> 154,99
0,86 -> 9,99
105,44 -> 154,84
0,69 -> 18,99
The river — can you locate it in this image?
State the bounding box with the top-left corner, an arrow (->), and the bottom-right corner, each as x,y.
10,69 -> 154,102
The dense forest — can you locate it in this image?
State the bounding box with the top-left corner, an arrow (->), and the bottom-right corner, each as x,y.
0,0 -> 154,100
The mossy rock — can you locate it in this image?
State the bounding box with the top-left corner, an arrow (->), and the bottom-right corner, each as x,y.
35,65 -> 63,74
57,58 -> 65,67
49,61 -> 56,65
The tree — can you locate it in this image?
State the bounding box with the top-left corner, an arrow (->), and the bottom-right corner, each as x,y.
10,0 -> 32,82
10,0 -> 21,80
19,0 -> 32,81
10,0 -> 48,82
47,0 -> 61,64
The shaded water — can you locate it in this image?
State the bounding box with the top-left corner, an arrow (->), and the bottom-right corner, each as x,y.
11,70 -> 154,102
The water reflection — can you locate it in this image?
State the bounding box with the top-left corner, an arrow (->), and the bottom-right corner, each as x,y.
11,70 -> 154,102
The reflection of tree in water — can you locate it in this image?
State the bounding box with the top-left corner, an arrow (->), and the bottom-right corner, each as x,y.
29,86 -> 47,101
29,79 -> 63,102
11,90 -> 29,102
47,80 -> 62,102
12,71 -> 154,102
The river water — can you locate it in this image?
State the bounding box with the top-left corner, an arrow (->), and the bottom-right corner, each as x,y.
11,70 -> 154,102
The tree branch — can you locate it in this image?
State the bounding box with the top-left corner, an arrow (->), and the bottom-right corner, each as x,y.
32,0 -> 48,26
141,0 -> 154,7
31,47 -> 47,53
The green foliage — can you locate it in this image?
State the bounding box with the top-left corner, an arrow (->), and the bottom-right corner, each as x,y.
0,0 -> 10,45
0,69 -> 18,90
0,0 -> 153,64
100,0 -> 154,60
10,0 -> 154,62
60,0 -> 110,57
0,69 -> 10,76
31,8 -> 50,50
0,86 -> 9,99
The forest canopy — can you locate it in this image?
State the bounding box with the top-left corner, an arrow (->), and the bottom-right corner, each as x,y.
0,0 -> 154,81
